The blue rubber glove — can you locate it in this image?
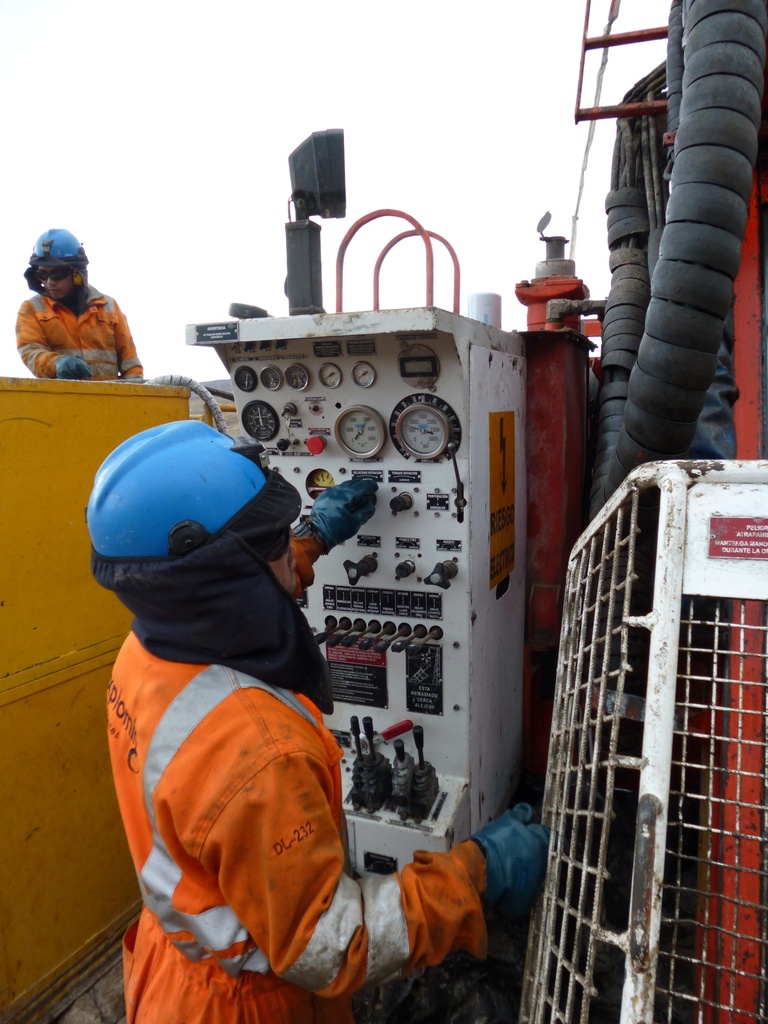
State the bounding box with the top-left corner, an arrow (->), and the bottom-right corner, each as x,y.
472,803 -> 550,918
56,355 -> 92,380
304,479 -> 378,549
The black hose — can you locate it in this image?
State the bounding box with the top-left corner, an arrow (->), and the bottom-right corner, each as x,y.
601,0 -> 767,501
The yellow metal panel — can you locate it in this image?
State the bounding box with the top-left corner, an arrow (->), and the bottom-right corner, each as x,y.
0,378 -> 189,1021
0,378 -> 189,681
0,654 -> 139,1011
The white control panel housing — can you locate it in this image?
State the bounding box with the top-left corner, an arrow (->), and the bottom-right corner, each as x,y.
186,307 -> 527,875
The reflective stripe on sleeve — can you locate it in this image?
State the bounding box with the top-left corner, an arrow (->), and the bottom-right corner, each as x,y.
359,874 -> 410,985
282,871 -> 409,990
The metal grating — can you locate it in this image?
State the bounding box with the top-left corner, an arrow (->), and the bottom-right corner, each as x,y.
521,462 -> 768,1024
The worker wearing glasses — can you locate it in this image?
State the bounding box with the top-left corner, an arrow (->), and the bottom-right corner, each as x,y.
16,228 -> 144,380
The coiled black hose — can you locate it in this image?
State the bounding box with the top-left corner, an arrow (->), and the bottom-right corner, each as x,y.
603,0 -> 767,499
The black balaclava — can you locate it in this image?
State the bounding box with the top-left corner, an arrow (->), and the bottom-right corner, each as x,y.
92,475 -> 333,713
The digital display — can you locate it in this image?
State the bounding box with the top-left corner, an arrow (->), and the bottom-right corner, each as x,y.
400,356 -> 438,377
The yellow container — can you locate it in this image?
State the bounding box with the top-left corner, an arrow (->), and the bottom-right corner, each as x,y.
0,378 -> 190,1022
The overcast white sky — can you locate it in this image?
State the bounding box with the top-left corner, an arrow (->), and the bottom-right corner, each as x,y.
0,0 -> 670,383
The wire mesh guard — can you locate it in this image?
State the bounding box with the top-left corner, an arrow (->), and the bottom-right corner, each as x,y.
521,462 -> 768,1024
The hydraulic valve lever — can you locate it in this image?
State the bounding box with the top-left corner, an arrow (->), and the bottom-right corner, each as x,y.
343,554 -> 378,586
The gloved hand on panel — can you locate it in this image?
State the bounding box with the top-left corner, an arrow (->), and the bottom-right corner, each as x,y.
302,478 -> 378,550
471,802 -> 550,919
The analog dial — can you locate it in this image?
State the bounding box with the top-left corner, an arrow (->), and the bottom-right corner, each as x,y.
351,361 -> 376,388
306,467 -> 336,499
335,405 -> 386,458
389,393 -> 461,459
233,365 -> 257,392
242,400 -> 280,441
318,362 -> 342,389
285,363 -> 310,391
260,365 -> 283,391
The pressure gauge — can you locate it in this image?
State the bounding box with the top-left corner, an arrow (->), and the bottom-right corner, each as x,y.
389,393 -> 462,460
335,405 -> 386,458
306,467 -> 335,499
242,400 -> 280,442
318,362 -> 342,389
260,365 -> 283,391
351,361 -> 376,388
285,363 -> 310,391
233,365 -> 257,392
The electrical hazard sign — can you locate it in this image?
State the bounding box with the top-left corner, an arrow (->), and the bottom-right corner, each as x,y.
488,411 -> 515,588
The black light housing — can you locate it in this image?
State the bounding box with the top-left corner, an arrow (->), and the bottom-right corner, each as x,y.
288,129 -> 346,220
286,130 -> 346,315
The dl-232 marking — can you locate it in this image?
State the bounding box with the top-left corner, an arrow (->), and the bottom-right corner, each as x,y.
273,821 -> 315,854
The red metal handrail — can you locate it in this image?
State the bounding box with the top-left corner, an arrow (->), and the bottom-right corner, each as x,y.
335,209 -> 435,313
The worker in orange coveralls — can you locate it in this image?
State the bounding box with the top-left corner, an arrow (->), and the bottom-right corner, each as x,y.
87,419 -> 549,1024
16,228 -> 143,380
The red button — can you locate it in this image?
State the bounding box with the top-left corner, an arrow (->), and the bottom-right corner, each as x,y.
306,435 -> 326,454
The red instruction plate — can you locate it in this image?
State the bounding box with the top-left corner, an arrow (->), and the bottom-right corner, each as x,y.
709,516 -> 768,559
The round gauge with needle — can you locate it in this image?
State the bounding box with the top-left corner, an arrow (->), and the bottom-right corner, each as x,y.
285,363 -> 310,391
318,362 -> 342,389
233,365 -> 257,392
241,400 -> 280,442
334,405 -> 386,458
260,365 -> 283,391
351,361 -> 376,388
389,393 -> 462,459
306,467 -> 335,499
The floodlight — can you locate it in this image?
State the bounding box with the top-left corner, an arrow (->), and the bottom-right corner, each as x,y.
288,129 -> 346,220
286,130 -> 346,315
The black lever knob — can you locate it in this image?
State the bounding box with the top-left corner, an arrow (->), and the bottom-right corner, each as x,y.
424,560 -> 458,590
343,554 -> 378,585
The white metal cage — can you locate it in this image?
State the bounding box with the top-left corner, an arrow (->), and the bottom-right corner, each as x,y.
521,461 -> 768,1024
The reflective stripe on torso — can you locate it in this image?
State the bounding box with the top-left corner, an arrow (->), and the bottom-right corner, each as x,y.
140,664 -> 319,977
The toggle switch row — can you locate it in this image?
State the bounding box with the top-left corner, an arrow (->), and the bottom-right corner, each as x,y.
317,617 -> 443,652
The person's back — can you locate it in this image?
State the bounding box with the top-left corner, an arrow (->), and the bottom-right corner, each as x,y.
16,228 -> 143,381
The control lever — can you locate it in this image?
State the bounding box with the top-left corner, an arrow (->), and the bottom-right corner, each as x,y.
373,622 -> 409,653
424,560 -> 458,590
445,441 -> 467,523
349,715 -> 393,813
406,625 -> 444,651
410,725 -> 439,821
350,715 -> 363,757
389,492 -> 414,514
390,739 -> 415,819
325,616 -> 354,647
359,621 -> 395,651
389,624 -> 414,653
395,559 -> 416,580
314,615 -> 338,645
339,618 -> 368,647
343,554 -> 378,586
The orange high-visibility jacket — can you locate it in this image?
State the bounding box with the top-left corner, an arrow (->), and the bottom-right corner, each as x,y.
109,632 -> 488,1024
16,287 -> 143,379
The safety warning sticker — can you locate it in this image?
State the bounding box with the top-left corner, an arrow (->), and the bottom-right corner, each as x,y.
327,644 -> 388,707
709,516 -> 768,559
488,411 -> 516,588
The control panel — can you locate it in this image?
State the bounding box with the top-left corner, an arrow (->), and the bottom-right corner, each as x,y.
187,307 -> 527,874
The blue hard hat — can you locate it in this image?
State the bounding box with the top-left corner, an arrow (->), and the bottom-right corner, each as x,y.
87,420 -> 301,558
30,228 -> 88,266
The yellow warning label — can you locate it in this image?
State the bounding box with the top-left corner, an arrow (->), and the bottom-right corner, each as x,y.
489,412 -> 515,588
